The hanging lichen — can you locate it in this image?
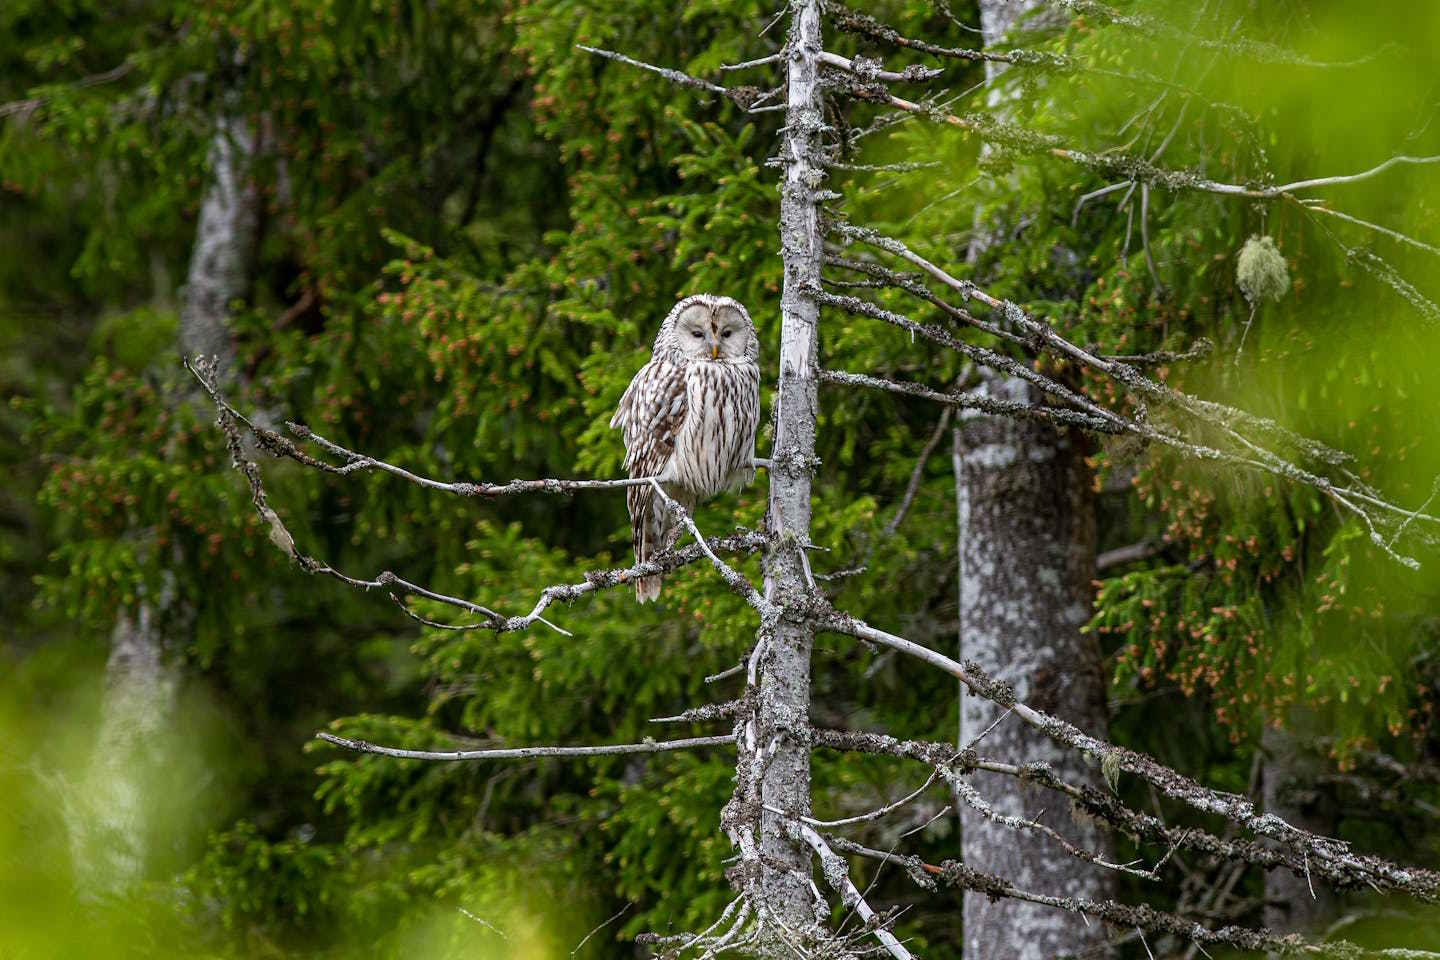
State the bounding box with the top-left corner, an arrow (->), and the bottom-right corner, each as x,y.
1236,234 -> 1291,306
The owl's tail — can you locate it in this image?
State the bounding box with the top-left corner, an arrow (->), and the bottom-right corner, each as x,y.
631,486 -> 687,603
634,573 -> 663,603
632,486 -> 665,603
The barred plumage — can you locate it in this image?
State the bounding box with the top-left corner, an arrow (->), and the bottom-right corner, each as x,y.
609,294 -> 761,602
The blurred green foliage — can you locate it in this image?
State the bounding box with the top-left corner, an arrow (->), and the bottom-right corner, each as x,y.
4,0 -> 1440,956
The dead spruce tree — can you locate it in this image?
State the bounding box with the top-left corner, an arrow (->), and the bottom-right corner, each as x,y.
189,1 -> 1440,956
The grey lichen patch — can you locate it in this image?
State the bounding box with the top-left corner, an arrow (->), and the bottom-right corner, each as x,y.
1236,234 -> 1291,305
963,658 -> 1018,707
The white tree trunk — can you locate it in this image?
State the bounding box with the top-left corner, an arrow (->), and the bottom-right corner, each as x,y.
956,381 -> 1115,959
76,113 -> 257,895
73,602 -> 178,894
957,3 -> 1116,956
178,113 -> 259,374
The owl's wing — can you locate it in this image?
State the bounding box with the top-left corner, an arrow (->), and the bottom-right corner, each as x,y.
610,359 -> 687,478
611,360 -> 688,600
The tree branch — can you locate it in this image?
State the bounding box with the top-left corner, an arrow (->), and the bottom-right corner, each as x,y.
185,355 -> 768,637
831,836 -> 1440,959
792,822 -> 916,960
316,731 -> 733,761
819,367 -> 1119,433
815,611 -> 1440,902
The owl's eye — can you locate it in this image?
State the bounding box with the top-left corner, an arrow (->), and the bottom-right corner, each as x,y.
721,329 -> 733,339
691,329 -> 704,338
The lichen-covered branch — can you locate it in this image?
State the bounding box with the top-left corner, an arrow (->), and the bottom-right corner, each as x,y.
186,356 -> 768,637
816,611 -> 1440,902
315,731 -> 733,762
831,835 -> 1440,959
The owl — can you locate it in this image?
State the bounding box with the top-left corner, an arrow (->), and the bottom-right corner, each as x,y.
610,294 -> 761,602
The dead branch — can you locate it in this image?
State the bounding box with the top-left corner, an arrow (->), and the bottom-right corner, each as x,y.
793,822 -> 915,960
814,613 -> 1440,902
819,367 -> 1118,433
316,731 -> 733,761
186,356 -> 769,637
833,835 -> 1439,958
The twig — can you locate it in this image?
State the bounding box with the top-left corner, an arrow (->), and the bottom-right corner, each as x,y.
963,706 -> 1013,752
1295,201 -> 1440,259
881,408 -> 954,538
290,421 -> 664,497
800,768 -> 943,828
576,45 -> 729,96
705,660 -> 748,684
572,903 -> 632,956
1074,181 -> 1133,225
647,479 -> 772,615
458,907 -> 508,940
1272,154 -> 1440,194
1100,340 -> 1214,365
719,54 -> 782,71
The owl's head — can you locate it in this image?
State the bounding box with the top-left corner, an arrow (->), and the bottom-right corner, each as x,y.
658,294 -> 758,364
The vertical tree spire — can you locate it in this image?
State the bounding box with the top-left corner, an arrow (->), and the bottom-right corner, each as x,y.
749,0 -> 825,935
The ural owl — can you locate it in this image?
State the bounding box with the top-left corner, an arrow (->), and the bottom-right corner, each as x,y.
610,294 -> 761,602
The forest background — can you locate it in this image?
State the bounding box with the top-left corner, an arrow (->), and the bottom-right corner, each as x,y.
4,0 -> 1440,956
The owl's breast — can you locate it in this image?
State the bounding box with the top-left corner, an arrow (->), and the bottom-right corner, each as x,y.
669,360 -> 761,500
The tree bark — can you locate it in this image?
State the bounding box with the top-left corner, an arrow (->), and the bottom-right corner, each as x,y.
956,3 -> 1116,956
955,381 -> 1115,959
178,113 -> 259,375
749,0 -> 825,934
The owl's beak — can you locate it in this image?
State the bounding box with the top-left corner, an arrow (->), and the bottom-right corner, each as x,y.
711,344 -> 719,359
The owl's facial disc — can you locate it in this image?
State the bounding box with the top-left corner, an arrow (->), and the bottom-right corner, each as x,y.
674,299 -> 750,362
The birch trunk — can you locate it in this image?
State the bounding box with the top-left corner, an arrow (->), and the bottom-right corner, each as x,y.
956,2 -> 1116,956
77,112 -> 257,895
751,0 -> 825,930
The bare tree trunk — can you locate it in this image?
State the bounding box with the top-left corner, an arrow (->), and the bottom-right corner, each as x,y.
178,113 -> 259,375
1262,723 -> 1336,933
955,3 -> 1116,956
74,601 -> 178,893
752,0 -> 824,932
77,113 -> 257,895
